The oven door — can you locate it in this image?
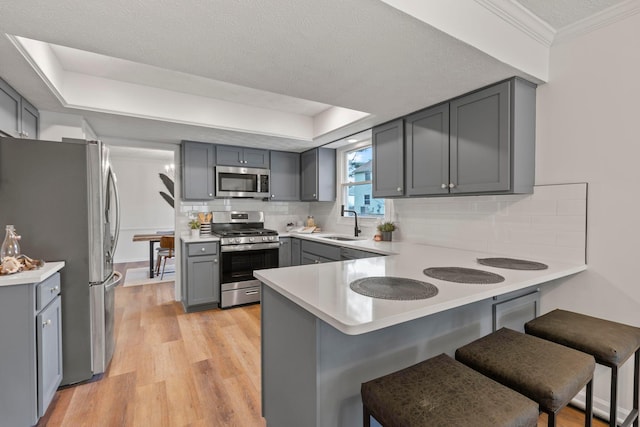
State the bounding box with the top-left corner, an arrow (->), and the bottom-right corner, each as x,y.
220,246 -> 279,307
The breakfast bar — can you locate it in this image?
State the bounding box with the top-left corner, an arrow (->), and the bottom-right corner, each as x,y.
255,242 -> 587,427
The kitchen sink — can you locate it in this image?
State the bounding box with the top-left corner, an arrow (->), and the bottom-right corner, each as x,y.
324,236 -> 359,241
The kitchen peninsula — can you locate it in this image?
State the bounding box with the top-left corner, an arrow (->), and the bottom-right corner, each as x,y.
255,239 -> 586,427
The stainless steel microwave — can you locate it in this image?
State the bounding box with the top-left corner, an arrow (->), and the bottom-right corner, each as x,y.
215,165 -> 270,198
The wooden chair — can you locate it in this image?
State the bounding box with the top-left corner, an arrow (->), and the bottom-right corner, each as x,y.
154,235 -> 175,279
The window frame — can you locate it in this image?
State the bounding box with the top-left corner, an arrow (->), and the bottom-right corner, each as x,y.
336,140 -> 391,226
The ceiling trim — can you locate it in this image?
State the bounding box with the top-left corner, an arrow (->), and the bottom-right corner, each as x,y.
474,0 -> 556,47
553,0 -> 640,44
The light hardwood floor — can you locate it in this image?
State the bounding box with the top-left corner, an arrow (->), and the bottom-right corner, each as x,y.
37,262 -> 605,426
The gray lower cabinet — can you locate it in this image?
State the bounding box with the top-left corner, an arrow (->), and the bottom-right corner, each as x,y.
216,145 -> 270,168
270,151 -> 300,201
0,272 -> 63,427
181,241 -> 220,312
0,77 -> 39,139
182,141 -> 216,200
291,238 -> 301,266
301,147 -> 336,201
279,237 -> 292,267
300,240 -> 341,264
372,119 -> 405,198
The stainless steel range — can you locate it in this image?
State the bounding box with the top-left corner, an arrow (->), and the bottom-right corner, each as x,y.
211,211 -> 279,308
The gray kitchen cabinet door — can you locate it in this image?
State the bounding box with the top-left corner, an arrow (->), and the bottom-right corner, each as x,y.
372,119 -> 405,198
405,104 -> 449,196
37,295 -> 63,418
449,81 -> 510,194
301,148 -> 336,201
270,151 -> 300,201
21,98 -> 39,140
0,78 -> 21,137
216,145 -> 270,168
243,148 -> 270,168
279,237 -> 292,267
186,254 -> 220,306
291,238 -> 301,266
182,141 -> 216,200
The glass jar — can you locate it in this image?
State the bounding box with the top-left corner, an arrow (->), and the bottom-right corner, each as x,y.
0,225 -> 21,260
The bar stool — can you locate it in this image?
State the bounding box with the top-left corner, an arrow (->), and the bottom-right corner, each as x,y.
525,309 -> 640,427
360,353 -> 539,427
455,327 -> 595,427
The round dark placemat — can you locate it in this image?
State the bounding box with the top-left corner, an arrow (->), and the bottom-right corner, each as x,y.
477,257 -> 548,270
423,267 -> 505,284
349,277 -> 439,300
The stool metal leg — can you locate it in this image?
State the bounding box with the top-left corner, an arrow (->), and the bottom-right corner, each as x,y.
586,378 -> 593,427
611,366 -> 618,427
363,406 -> 371,427
548,410 -> 557,427
633,350 -> 639,427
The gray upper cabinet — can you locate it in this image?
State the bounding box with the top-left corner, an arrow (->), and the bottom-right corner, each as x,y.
374,77 -> 535,198
270,151 -> 300,201
216,145 -> 270,168
182,141 -> 216,200
405,104 -> 450,196
300,147 -> 336,201
0,78 -> 39,139
372,119 -> 405,198
449,78 -> 535,195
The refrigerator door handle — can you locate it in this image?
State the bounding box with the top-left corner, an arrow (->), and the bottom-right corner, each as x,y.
108,166 -> 121,257
106,271 -> 122,291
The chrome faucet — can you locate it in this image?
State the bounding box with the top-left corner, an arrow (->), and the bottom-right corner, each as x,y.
341,205 -> 361,237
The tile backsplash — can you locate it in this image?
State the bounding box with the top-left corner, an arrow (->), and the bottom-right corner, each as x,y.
391,183 -> 587,264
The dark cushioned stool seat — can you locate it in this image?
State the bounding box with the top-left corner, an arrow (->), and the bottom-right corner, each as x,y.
360,353 -> 539,427
526,309 -> 640,427
456,328 -> 595,427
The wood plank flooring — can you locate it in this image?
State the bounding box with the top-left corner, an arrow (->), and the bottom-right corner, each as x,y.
37,261 -> 606,426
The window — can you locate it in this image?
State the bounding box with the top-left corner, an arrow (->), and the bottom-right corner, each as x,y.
340,144 -> 384,218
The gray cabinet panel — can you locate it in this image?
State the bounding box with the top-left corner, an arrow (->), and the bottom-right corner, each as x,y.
301,147 -> 336,201
182,141 -> 215,200
291,238 -> 301,266
0,78 -> 20,137
373,119 -> 404,198
186,254 -> 220,306
405,104 -> 450,196
279,237 -> 292,267
21,98 -> 39,140
37,295 -> 63,417
450,81 -> 510,194
216,145 -> 269,168
270,151 -> 300,201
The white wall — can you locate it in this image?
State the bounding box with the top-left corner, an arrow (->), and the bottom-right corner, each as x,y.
110,147 -> 175,263
533,13 -> 640,419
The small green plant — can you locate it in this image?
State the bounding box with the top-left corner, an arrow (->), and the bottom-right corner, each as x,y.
189,219 -> 200,230
377,221 -> 396,232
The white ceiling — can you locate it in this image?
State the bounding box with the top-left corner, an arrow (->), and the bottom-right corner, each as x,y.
0,0 -> 632,151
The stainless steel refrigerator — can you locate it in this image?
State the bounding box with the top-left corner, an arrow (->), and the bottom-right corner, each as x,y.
0,137 -> 121,385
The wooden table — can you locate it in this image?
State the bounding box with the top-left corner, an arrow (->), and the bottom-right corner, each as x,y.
132,232 -> 174,278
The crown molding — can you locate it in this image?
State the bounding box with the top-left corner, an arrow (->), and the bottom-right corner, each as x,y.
553,0 -> 640,45
474,0 -> 556,47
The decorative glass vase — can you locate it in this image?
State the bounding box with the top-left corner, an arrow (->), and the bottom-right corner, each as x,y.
1,225 -> 21,260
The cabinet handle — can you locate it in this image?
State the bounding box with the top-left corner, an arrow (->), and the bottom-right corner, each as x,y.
441,184 -> 447,189
449,183 -> 456,189
201,247 -> 206,252
314,259 -> 320,264
245,290 -> 259,295
397,187 -> 402,192
42,319 -> 52,328
312,193 -> 316,198
50,286 -> 60,293
209,193 -> 213,197
214,258 -> 218,263
271,194 -> 275,198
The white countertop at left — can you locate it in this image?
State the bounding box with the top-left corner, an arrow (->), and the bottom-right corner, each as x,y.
254,242 -> 586,335
0,261 -> 65,287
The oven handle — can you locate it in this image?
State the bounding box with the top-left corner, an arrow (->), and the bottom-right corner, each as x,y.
221,242 -> 280,252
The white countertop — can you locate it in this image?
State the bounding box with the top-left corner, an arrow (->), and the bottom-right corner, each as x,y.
254,238 -> 586,335
0,261 -> 65,287
180,235 -> 221,243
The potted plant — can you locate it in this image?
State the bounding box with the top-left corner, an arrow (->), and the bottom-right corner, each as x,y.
377,221 -> 396,241
189,219 -> 200,238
